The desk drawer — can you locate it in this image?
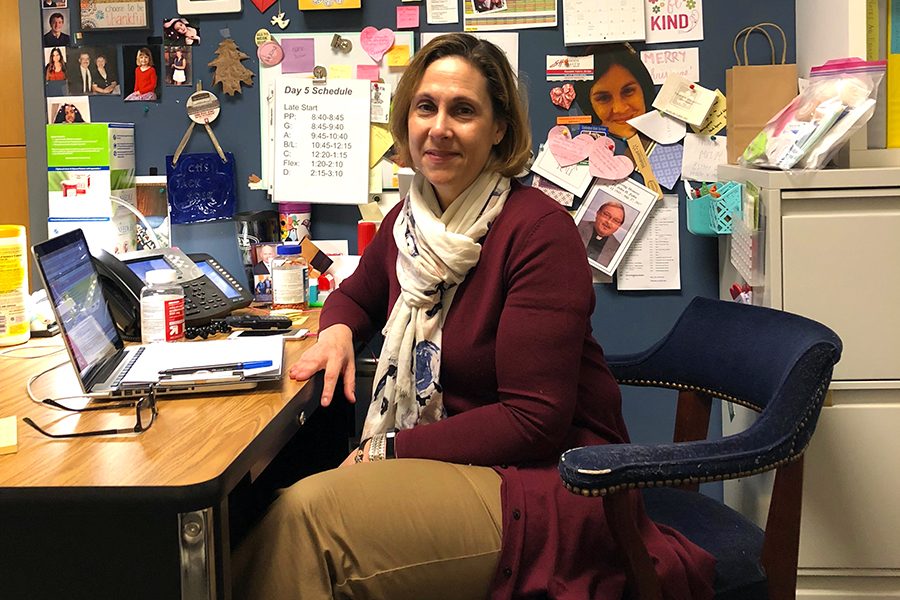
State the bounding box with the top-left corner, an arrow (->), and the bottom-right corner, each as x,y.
781,195 -> 900,381
800,399 -> 900,569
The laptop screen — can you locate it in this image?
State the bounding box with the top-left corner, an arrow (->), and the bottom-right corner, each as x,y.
33,229 -> 122,384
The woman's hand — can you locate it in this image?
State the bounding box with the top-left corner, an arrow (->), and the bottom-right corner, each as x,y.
288,324 -> 356,407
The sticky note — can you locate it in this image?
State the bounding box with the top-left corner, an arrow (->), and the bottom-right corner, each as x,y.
329,64 -> 353,79
359,201 -> 383,221
280,38 -> 315,74
397,5 -> 420,28
357,64 -> 381,82
690,90 -> 727,137
370,123 -> 394,168
556,115 -> 592,125
0,415 -> 17,455
386,45 -> 410,67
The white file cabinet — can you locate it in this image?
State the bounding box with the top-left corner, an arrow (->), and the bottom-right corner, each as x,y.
718,165 -> 900,599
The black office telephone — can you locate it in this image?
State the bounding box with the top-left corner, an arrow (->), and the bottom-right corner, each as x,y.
94,247 -> 253,341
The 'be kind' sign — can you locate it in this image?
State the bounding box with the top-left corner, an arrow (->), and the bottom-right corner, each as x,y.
644,0 -> 704,45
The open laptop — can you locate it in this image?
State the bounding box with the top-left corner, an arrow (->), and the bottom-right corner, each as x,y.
32,229 -> 284,399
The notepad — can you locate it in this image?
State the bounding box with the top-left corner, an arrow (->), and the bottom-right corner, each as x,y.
0,415 -> 17,455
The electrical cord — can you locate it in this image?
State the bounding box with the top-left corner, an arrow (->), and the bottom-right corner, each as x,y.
109,194 -> 163,249
0,345 -> 65,359
25,359 -> 104,409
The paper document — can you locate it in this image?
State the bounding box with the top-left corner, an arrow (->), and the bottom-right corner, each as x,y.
122,337 -> 284,386
617,195 -> 681,290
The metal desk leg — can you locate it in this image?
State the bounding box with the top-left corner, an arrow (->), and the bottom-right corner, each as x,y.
179,508 -> 216,600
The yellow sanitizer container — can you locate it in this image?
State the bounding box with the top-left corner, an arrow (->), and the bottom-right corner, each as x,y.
0,225 -> 30,346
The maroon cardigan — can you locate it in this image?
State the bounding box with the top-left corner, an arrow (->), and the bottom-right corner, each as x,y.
320,182 -> 715,599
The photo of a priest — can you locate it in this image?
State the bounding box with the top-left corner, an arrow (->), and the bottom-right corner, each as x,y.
578,200 -> 626,268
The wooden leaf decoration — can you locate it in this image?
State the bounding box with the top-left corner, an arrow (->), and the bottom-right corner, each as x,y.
208,38 -> 255,96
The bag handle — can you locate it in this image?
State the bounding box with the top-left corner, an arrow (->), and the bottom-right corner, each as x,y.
733,22 -> 787,66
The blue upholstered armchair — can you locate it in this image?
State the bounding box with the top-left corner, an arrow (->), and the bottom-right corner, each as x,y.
560,297 -> 842,600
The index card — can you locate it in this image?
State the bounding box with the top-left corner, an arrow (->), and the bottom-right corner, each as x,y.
652,74 -> 717,127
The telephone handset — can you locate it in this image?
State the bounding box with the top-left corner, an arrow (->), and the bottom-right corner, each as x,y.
94,247 -> 253,341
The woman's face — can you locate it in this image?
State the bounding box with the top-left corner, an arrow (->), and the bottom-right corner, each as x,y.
51,49 -> 62,65
96,56 -> 106,68
589,63 -> 646,139
407,56 -> 506,208
64,105 -> 76,123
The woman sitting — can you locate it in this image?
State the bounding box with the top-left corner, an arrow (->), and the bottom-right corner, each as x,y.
232,32 -> 714,600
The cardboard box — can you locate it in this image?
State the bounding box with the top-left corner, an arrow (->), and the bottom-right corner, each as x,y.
46,122 -> 136,253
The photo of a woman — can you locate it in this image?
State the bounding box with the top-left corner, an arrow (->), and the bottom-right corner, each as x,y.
163,17 -> 200,46
573,43 -> 656,140
123,45 -> 160,102
90,51 -> 119,95
53,103 -> 85,123
44,46 -> 66,81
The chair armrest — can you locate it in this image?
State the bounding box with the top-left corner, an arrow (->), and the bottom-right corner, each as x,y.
559,427 -> 796,496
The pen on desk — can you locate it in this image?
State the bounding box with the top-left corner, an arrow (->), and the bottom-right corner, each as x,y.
158,360 -> 274,376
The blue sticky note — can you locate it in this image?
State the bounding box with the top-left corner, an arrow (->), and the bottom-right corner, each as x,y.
281,38 -> 315,74
648,142 -> 684,190
165,152 -> 237,225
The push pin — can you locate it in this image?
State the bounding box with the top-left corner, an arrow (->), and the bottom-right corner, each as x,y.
313,65 -> 327,81
330,34 -> 352,53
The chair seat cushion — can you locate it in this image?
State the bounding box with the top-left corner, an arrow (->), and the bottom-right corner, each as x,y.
642,488 -> 767,600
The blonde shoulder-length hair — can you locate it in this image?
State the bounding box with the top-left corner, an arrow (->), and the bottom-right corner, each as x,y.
390,33 -> 531,178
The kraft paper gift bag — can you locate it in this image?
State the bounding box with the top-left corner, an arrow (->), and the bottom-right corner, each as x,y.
726,22 -> 799,164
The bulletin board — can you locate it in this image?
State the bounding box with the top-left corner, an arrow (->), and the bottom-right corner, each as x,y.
257,31 -> 415,200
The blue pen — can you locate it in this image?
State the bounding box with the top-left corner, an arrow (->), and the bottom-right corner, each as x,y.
159,360 -> 273,376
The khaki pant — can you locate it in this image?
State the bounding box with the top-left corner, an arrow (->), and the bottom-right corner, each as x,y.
232,459 -> 503,600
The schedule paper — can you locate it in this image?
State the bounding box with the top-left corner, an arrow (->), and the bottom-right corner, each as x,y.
274,79 -> 370,204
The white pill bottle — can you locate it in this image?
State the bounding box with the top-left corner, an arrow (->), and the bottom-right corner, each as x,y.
140,269 -> 185,344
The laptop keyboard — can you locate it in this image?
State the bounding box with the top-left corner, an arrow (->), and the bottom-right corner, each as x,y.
111,346 -> 145,388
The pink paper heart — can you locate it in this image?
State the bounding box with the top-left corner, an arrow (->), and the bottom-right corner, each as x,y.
360,26 -> 395,62
589,142 -> 634,182
591,133 -> 616,153
547,128 -> 595,168
251,0 -> 277,12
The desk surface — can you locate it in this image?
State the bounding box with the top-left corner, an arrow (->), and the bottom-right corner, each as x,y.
0,311 -> 321,511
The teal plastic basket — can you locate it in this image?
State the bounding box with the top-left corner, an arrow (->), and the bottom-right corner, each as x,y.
686,181 -> 743,236
686,193 -> 717,236
710,182 -> 743,234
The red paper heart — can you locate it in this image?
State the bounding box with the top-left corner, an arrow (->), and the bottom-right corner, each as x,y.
588,141 -> 634,182
546,126 -> 594,167
251,0 -> 277,13
549,83 -> 576,109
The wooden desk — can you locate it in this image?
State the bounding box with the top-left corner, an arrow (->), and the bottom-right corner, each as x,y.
0,312 -> 323,600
